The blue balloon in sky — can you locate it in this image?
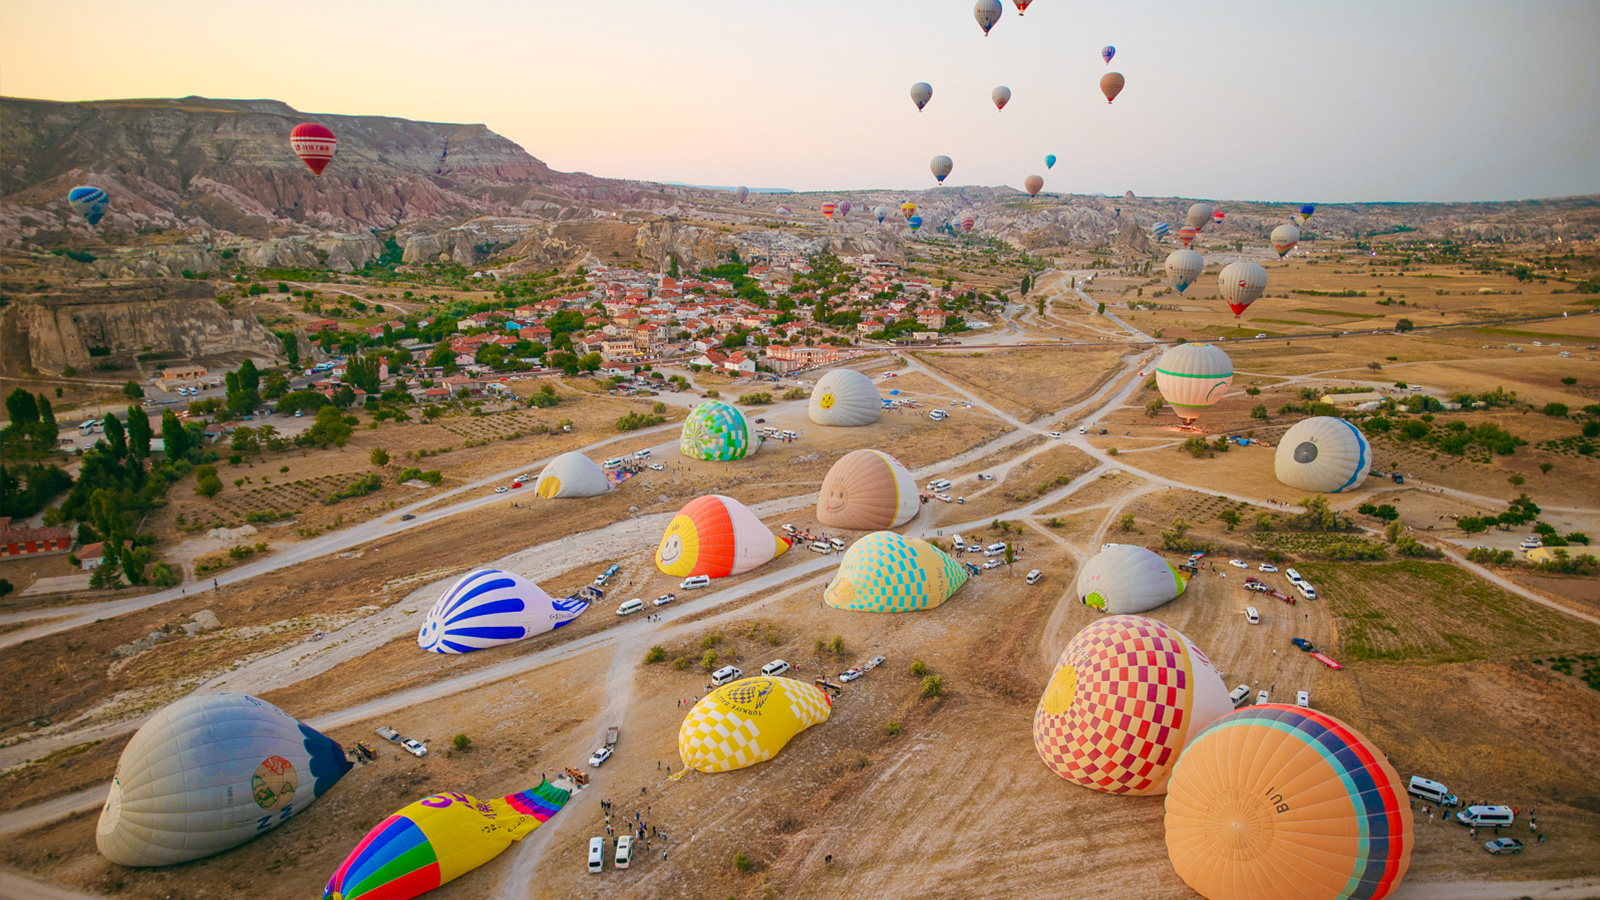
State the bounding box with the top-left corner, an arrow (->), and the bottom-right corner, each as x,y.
1045,154 -> 1057,169
68,186 -> 109,225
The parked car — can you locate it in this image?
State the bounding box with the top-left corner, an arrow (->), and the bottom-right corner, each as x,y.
649,463 -> 664,470
982,559 -> 1002,570
400,738 -> 427,758
1258,563 -> 1278,572
1484,838 -> 1524,856
588,746 -> 613,767
840,668 -> 863,683
1229,559 -> 1248,569
1520,536 -> 1543,550
1047,431 -> 1063,438
652,593 -> 676,607
1292,637 -> 1315,652
1078,425 -> 1087,434
400,514 -> 416,521
494,486 -> 509,494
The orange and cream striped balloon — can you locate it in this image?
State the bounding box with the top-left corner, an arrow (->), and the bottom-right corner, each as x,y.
1165,705 -> 1414,900
1033,616 -> 1233,796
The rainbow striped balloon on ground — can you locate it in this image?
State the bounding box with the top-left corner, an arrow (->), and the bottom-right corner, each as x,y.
417,569 -> 587,654
679,677 -> 832,772
824,531 -> 970,612
323,780 -> 570,900
1165,705 -> 1413,900
680,400 -> 758,461
1034,616 -> 1234,796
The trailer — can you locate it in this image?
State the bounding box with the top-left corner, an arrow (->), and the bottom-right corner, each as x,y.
375,726 -> 401,743
605,726 -> 619,748
1309,651 -> 1344,670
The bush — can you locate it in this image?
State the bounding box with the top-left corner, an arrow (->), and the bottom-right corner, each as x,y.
920,674 -> 944,698
645,645 -> 667,664
701,649 -> 719,671
673,656 -> 691,670
783,387 -> 806,400
909,658 -> 928,676
738,392 -> 773,405
1542,403 -> 1570,417
828,635 -> 846,655
451,733 -> 473,752
884,721 -> 902,737
733,851 -> 754,873
616,411 -> 666,432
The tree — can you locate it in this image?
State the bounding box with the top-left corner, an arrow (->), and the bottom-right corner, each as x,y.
1541,403 -> 1569,417
346,354 -> 383,394
195,465 -> 223,498
1119,513 -> 1136,531
1144,398 -> 1165,417
307,405 -> 354,448
1219,509 -> 1241,531
1395,318 -> 1415,332
5,388 -> 39,427
278,331 -> 299,367
1251,404 -> 1269,420
123,380 -> 145,401
89,561 -> 123,590
124,405 -> 152,459
162,409 -> 190,460
102,412 -> 127,460
0,579 -> 11,599
370,447 -> 390,467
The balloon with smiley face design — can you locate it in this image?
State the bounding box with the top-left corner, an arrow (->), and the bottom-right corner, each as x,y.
656,494 -> 791,579
816,449 -> 919,530
809,368 -> 882,427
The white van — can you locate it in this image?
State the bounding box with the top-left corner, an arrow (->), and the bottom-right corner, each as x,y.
1246,607 -> 1260,625
1295,581 -> 1318,601
1456,806 -> 1515,828
1256,689 -> 1270,705
760,660 -> 790,677
681,574 -> 711,590
614,835 -> 633,869
1407,776 -> 1460,808
1026,569 -> 1043,585
829,537 -> 846,551
616,598 -> 644,616
984,542 -> 1007,557
810,541 -> 833,554
928,479 -> 953,492
602,457 -> 625,470
711,665 -> 743,686
952,534 -> 965,551
1229,684 -> 1252,707
633,448 -> 652,459
588,837 -> 605,874
1296,690 -> 1311,708
1285,568 -> 1305,585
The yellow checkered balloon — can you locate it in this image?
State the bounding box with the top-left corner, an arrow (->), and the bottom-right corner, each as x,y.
678,677 -> 832,773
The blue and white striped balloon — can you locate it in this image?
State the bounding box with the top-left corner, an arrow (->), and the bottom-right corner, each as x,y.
418,569 -> 588,654
68,185 -> 110,225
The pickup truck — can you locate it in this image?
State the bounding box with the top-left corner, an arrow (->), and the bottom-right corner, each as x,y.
400,738 -> 427,758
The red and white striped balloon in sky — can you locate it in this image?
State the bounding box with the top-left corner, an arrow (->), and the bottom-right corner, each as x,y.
290,122 -> 338,176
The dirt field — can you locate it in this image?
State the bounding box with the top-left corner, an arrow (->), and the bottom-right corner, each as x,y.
911,346 -> 1127,420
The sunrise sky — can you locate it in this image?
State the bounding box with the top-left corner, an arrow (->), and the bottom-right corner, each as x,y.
2,0 -> 1596,201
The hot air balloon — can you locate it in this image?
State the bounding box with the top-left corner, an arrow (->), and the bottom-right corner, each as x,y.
1155,342 -> 1234,425
1100,72 -> 1125,103
907,215 -> 923,231
1077,544 -> 1186,613
1178,225 -> 1199,248
1045,154 -> 1057,169
1152,222 -> 1171,241
810,368 -> 882,427
1299,203 -> 1317,220
98,694 -> 350,866
680,400 -> 758,461
68,186 -> 110,225
961,215 -> 976,233
1165,706 -> 1414,900
680,677 -> 832,773
825,531 -> 971,612
992,86 -> 1012,110
911,82 -> 933,112
417,569 -> 586,654
289,122 -> 337,176
656,494 -> 790,579
874,205 -> 889,223
816,450 -> 919,530
975,0 -> 1002,35
1185,203 -> 1214,230
1212,210 -> 1225,226
1024,175 -> 1045,198
535,451 -> 610,498
1217,261 -> 1268,316
1035,616 -> 1233,796
1114,207 -> 1121,218
901,201 -> 917,219
1012,0 -> 1034,14
735,186 -> 749,204
930,155 -> 953,184
1102,45 -> 1116,64
1275,417 -> 1371,493
323,780 -> 571,900
1272,223 -> 1301,258
821,202 -> 837,221
1164,249 -> 1204,294
775,204 -> 792,215
838,200 -> 852,219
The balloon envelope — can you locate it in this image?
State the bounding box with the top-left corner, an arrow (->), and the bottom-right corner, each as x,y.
874,205 -> 889,223
680,400 -> 757,461
810,368 -> 882,427
735,186 -> 749,203
1165,706 -> 1414,900
98,694 -> 350,866
656,494 -> 790,578
1102,45 -> 1116,63
1156,342 -> 1233,423
1100,72 -> 1125,103
417,569 -> 586,654
1218,261 -> 1268,316
1077,544 -> 1186,613
1013,0 -> 1034,13
1045,154 -> 1057,169
1163,249 -> 1204,294
775,205 -> 792,215
1178,225 -> 1199,247
680,677 -> 831,772
1275,416 -> 1371,493
961,215 -> 976,233
1212,211 -> 1225,225
901,201 -> 917,219
1151,222 -> 1170,238
1300,203 -> 1317,218
821,202 -> 837,221
1272,223 -> 1302,258
68,185 -> 110,224
825,531 -> 971,612
324,781 -> 570,900
930,155 -> 954,183
817,450 -> 919,530
992,86 -> 1012,110
1185,203 -> 1214,230
1035,616 -> 1234,796
289,122 -> 337,176
535,451 -> 610,498
911,82 -> 933,111
974,0 -> 1002,34
907,215 -> 923,231
1024,175 -> 1045,197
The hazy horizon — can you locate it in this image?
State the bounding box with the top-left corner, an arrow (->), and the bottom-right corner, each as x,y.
2,0 -> 1597,204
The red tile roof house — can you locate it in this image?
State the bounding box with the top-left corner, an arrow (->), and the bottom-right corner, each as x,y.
0,518 -> 73,559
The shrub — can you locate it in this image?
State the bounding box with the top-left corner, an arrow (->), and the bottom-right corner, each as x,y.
885,721 -> 902,737
451,734 -> 473,752
909,658 -> 928,676
829,635 -> 846,655
920,674 -> 944,698
737,392 -> 773,405
645,646 -> 667,664
1542,403 -> 1570,417
673,656 -> 691,670
701,649 -> 719,671
616,411 -> 666,432
733,852 -> 754,873
701,631 -> 724,650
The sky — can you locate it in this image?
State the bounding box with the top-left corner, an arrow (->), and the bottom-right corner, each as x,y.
2,0 -> 1598,202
